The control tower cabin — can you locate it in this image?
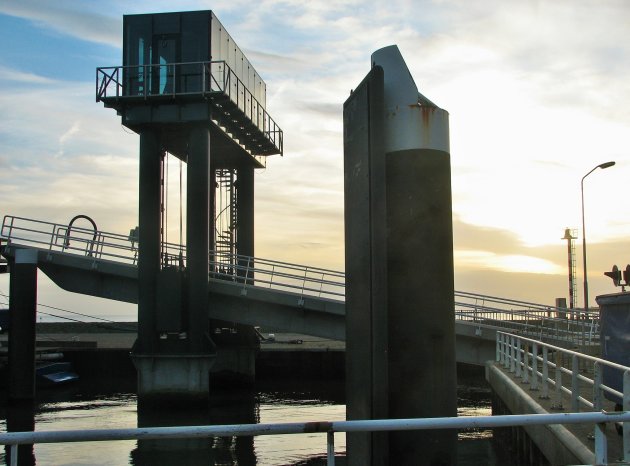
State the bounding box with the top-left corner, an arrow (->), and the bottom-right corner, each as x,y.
96,10 -> 282,402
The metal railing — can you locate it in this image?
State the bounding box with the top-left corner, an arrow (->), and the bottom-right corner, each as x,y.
0,215 -> 344,301
1,215 -> 146,265
209,251 -> 345,301
457,291 -> 600,346
2,411 -> 630,465
497,331 -> 630,464
96,60 -> 283,156
0,215 -> 600,342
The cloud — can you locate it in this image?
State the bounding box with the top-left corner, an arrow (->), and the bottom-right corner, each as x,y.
2,0 -> 629,314
0,0 -> 121,47
0,65 -> 56,84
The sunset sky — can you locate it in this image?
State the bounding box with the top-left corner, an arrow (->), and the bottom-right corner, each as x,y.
1,0 -> 629,321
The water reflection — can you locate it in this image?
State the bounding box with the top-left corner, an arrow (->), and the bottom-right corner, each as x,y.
132,388 -> 258,466
0,375 -> 496,465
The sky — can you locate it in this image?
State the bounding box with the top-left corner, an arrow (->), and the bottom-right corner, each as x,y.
1,0 -> 629,321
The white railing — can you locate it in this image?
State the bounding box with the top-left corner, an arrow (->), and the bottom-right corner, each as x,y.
496,331 -> 630,464
2,411 -> 630,465
457,291 -> 600,346
0,215 -> 599,342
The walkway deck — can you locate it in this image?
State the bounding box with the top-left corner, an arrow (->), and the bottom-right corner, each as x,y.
487,360 -> 624,465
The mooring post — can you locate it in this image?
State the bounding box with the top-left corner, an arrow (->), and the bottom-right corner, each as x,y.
344,45 -> 457,465
8,249 -> 38,401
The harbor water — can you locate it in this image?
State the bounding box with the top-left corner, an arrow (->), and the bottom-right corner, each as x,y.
1,375 -> 499,465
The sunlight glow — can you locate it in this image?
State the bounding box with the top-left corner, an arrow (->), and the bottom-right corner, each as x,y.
456,250 -> 563,275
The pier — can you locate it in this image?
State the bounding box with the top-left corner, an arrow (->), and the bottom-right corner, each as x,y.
2,213 -> 619,464
488,332 -> 629,465
1,9 -> 626,465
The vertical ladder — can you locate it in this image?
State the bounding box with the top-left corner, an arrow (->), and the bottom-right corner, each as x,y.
569,229 -> 577,310
215,169 -> 239,277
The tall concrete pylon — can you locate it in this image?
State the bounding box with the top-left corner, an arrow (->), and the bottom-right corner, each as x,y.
344,45 -> 457,466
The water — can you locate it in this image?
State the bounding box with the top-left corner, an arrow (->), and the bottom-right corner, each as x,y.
0,376 -> 498,465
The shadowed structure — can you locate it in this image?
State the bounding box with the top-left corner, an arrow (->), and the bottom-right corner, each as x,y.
97,10 -> 282,402
344,45 -> 457,465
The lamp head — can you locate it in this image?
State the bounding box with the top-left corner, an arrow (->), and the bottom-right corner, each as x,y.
598,161 -> 615,169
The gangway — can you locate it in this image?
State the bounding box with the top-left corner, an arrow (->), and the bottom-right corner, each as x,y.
1,215 -> 598,355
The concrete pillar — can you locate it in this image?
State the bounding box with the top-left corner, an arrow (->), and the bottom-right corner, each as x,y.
137,130 -> 162,354
8,249 -> 38,402
186,125 -> 211,352
134,354 -> 215,403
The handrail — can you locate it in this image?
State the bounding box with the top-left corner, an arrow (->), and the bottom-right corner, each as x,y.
456,303 -> 599,346
2,411 -> 629,465
96,60 -> 282,156
456,290 -> 599,320
496,330 -> 630,462
496,332 -> 630,418
1,215 -> 600,343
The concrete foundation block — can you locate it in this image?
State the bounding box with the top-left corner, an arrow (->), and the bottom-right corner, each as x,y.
132,353 -> 216,403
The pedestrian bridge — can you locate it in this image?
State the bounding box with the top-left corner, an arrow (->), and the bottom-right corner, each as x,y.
0,215 -> 599,366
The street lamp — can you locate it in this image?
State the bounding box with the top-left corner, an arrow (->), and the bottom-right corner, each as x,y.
581,161 -> 615,313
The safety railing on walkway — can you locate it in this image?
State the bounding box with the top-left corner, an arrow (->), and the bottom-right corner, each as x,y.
0,215 -> 139,264
0,215 -> 344,301
457,291 -> 599,346
2,411 -> 630,465
0,215 -> 600,342
96,60 -> 282,156
209,251 -> 345,301
496,331 -> 630,464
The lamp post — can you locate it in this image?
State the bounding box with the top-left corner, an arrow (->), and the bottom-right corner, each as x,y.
581,161 -> 615,314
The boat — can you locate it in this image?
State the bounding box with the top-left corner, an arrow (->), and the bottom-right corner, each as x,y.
36,361 -> 79,386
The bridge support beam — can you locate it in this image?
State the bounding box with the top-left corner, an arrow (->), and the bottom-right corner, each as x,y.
8,249 -> 38,401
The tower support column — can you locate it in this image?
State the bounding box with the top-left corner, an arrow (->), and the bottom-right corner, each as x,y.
237,166 -> 255,280
133,127 -> 215,404
137,130 -> 162,354
8,249 -> 38,401
186,125 -> 211,352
